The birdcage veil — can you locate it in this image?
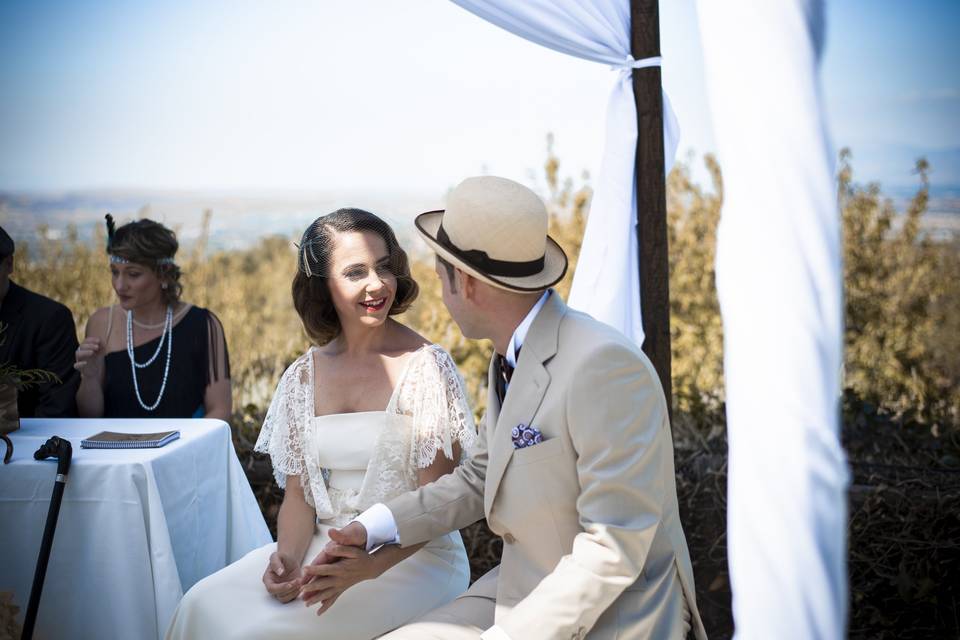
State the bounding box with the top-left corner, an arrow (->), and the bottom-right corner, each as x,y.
291,208 -> 420,345
295,208 -> 408,280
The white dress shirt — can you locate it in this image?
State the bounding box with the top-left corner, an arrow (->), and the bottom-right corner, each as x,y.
353,290 -> 551,640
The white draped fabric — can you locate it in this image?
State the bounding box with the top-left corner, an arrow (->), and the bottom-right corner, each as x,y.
449,0 -> 679,345
697,1 -> 849,638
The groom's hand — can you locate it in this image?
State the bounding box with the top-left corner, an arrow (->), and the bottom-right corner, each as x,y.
306,523 -> 367,567
328,522 -> 368,550
301,544 -> 378,615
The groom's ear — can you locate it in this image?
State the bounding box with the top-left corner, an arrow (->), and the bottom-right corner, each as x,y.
458,269 -> 476,301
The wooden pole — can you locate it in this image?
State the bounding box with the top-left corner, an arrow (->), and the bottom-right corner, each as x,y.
630,0 -> 672,417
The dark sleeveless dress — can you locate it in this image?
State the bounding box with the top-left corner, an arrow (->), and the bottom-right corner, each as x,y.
103,306 -> 230,418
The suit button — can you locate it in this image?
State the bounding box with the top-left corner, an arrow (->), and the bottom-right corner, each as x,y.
503,533 -> 516,544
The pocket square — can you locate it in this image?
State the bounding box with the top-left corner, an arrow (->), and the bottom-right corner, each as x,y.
511,424 -> 543,449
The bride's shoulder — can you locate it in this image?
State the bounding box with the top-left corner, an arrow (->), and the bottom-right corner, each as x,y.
404,343 -> 459,381
389,321 -> 430,351
278,348 -> 316,385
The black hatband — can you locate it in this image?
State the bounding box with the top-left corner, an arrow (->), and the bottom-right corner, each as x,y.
436,224 -> 545,278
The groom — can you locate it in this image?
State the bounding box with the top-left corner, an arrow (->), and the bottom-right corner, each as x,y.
324,176 -> 706,639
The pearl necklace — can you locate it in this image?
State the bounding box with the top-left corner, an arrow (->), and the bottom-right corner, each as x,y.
126,306 -> 173,411
131,303 -> 188,329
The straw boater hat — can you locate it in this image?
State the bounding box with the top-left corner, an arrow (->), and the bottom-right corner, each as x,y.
414,176 -> 568,292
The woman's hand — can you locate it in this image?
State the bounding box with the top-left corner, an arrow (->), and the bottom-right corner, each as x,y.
74,337 -> 105,381
262,551 -> 304,603
299,544 -> 380,615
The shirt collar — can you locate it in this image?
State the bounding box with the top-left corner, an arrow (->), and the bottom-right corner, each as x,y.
505,290 -> 551,368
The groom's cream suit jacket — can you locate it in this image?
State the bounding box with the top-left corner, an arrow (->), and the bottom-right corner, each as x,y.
386,293 -> 706,640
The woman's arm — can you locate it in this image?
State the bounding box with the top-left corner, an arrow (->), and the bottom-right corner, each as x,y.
300,443 -> 463,614
262,474 -> 317,602
75,308 -> 109,417
202,378 -> 232,421
202,310 -> 232,420
277,474 -> 318,565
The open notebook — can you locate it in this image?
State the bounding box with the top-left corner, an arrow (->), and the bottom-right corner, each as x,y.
80,430 -> 180,449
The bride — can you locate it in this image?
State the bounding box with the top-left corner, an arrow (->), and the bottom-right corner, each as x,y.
166,209 -> 475,639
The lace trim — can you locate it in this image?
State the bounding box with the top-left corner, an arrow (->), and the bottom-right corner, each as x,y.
391,344 -> 478,469
253,351 -> 333,518
254,345 -> 477,523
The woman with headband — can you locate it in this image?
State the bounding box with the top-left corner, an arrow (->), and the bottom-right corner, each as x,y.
74,215 -> 232,419
165,208 -> 474,639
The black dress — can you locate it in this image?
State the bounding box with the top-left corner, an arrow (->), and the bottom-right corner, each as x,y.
103,306 -> 230,419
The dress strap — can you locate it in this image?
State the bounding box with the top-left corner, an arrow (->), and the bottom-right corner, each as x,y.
104,304 -> 116,342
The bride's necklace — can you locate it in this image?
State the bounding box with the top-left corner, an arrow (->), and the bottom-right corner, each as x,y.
132,303 -> 187,329
126,305 -> 173,411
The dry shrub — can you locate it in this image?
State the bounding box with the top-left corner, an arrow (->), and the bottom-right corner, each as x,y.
841,151 -> 960,430
667,155 -> 725,419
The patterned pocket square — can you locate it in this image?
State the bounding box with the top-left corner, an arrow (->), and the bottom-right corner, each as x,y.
511,424 -> 543,449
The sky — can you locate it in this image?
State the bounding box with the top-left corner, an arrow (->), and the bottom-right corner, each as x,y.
0,0 -> 957,196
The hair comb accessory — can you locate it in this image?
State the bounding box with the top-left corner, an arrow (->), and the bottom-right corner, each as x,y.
295,239 -> 316,278
294,208 -> 404,281
295,225 -> 339,279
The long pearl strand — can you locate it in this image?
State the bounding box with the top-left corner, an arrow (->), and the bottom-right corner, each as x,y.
126,306 -> 173,411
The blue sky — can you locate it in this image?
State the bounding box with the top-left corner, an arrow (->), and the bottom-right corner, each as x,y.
822,0 -> 960,187
0,0 -> 957,194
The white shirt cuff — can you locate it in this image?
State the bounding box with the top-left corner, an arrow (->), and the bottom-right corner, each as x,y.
480,625 -> 512,640
352,502 -> 400,552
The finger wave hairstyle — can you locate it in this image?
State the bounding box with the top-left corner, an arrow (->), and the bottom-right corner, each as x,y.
293,208 -> 419,345
105,215 -> 183,305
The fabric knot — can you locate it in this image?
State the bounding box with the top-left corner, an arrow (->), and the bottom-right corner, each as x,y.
610,54 -> 663,72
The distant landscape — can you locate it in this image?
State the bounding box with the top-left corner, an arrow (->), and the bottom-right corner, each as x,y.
0,188 -> 445,252
2,173 -> 958,251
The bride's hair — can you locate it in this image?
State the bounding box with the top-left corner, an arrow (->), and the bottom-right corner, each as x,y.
292,208 -> 419,345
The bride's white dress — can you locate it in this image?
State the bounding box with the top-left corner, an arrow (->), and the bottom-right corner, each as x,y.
165,345 -> 475,640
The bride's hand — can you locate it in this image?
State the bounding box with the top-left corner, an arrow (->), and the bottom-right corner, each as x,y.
262,551 -> 304,603
300,545 -> 379,615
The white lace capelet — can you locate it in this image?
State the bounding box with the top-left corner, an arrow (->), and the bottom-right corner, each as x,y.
254,344 -> 477,523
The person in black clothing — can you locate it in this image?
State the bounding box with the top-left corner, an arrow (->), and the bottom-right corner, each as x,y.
0,226 -> 80,417
74,216 -> 232,420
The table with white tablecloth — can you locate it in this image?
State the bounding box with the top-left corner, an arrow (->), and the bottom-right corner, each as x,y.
0,418 -> 273,640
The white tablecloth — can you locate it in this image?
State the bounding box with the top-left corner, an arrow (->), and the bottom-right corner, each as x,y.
0,418 -> 272,640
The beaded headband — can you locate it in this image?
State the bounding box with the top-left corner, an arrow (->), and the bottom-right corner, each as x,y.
105,214 -> 175,266
109,254 -> 175,265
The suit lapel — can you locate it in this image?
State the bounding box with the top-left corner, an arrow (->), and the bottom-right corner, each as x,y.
484,355 -> 501,432
484,291 -> 565,514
